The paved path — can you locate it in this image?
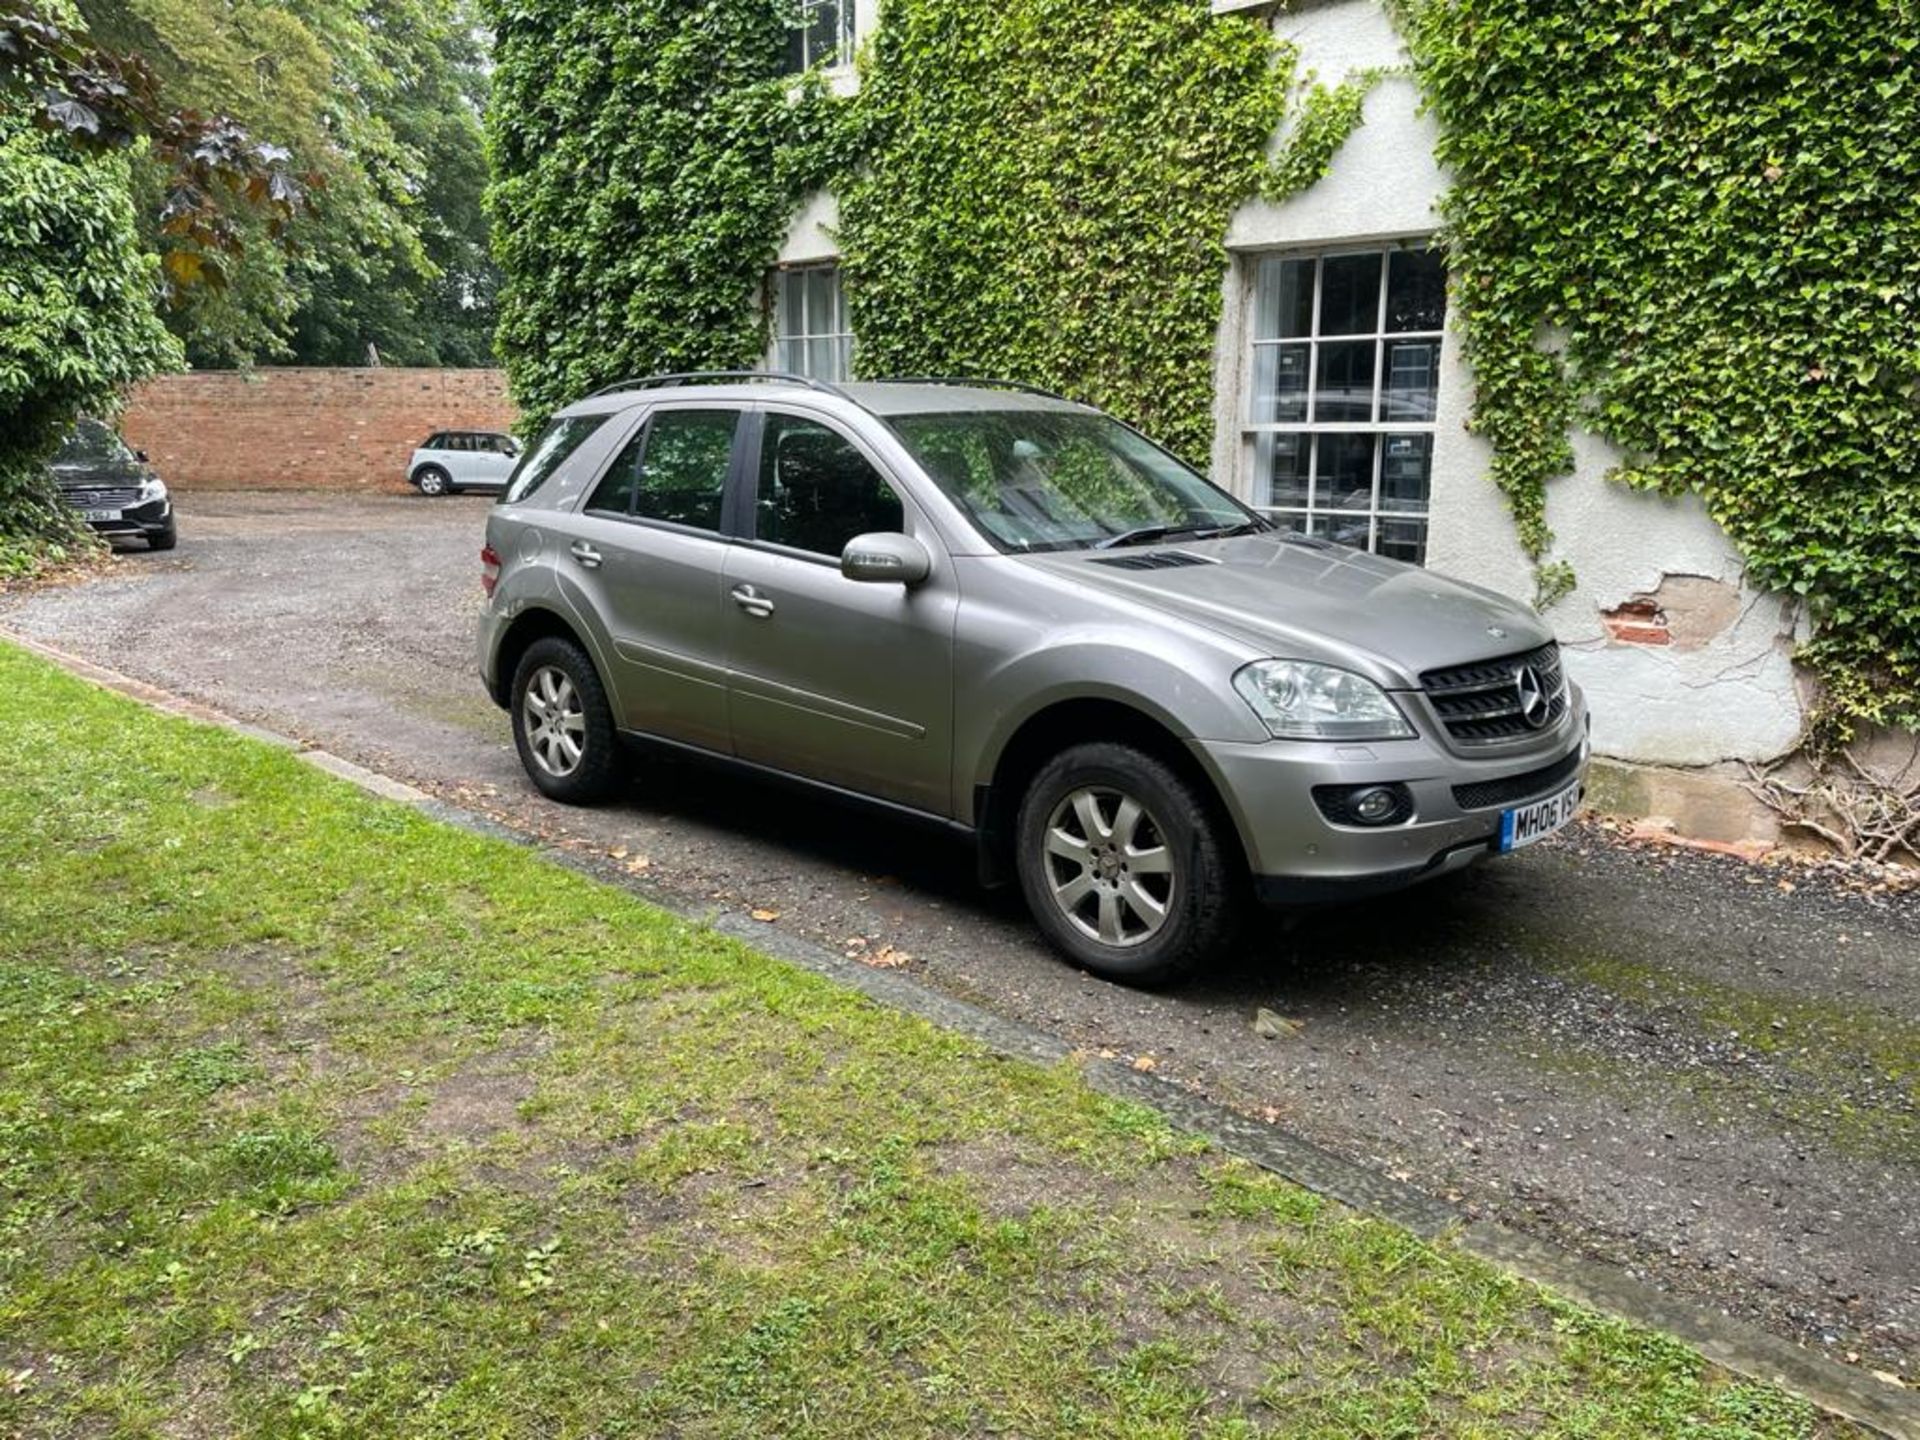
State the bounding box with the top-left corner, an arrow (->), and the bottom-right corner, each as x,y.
8,491 -> 1916,1379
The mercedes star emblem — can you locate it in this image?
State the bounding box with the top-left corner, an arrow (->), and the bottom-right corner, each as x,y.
1486,625 -> 1508,640
1514,664 -> 1551,728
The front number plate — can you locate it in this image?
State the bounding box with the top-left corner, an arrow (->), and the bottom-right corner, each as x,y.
1499,780 -> 1581,853
81,508 -> 122,522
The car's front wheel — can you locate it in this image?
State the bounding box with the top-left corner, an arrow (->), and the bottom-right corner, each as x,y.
1015,742 -> 1241,986
510,637 -> 624,804
414,465 -> 451,497
147,520 -> 177,551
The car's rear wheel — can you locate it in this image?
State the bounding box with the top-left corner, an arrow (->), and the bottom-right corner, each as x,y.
414,465 -> 451,497
1015,742 -> 1240,986
510,636 -> 623,804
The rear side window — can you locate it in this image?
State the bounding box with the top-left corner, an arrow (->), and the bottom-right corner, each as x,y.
504,414 -> 610,504
587,409 -> 740,532
423,432 -> 447,450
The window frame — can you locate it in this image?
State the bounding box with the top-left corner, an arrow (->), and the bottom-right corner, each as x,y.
771,262 -> 854,383
786,0 -> 854,74
577,403 -> 751,541
742,406 -> 913,566
1239,241 -> 1446,565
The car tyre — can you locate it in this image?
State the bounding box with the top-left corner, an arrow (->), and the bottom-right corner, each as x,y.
414,465 -> 451,497
1015,741 -> 1241,986
147,521 -> 177,551
510,636 -> 624,804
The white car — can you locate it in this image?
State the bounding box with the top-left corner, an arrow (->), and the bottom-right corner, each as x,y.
407,430 -> 522,496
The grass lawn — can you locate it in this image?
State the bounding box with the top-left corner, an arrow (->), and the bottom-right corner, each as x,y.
0,640 -> 1862,1439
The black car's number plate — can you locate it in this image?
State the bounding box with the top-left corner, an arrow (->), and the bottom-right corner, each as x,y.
80,508 -> 122,522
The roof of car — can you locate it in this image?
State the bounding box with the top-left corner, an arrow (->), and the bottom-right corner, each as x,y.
561,375 -> 1093,421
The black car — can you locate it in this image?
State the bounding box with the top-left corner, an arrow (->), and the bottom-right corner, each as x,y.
49,420 -> 177,550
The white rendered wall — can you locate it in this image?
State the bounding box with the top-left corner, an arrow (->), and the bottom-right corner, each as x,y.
1209,0 -> 1805,764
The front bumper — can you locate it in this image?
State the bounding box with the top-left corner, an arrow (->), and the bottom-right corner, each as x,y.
1192,689 -> 1591,907
75,497 -> 172,542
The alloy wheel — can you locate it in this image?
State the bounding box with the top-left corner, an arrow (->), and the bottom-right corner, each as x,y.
1041,786 -> 1175,948
522,665 -> 587,777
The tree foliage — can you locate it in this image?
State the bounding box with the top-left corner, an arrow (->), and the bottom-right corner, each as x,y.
78,0 -> 498,367
1401,0 -> 1920,735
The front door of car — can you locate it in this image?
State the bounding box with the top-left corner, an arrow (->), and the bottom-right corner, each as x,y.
467,434 -> 519,490
556,405 -> 742,752
722,408 -> 957,816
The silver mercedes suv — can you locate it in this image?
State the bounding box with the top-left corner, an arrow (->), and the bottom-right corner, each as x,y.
478,374 -> 1589,984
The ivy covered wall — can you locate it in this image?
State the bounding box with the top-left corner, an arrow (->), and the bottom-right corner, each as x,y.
484,0 -> 1919,738
1400,0 -> 1920,738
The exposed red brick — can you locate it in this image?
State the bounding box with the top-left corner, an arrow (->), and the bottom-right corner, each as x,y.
1601,597 -> 1671,646
121,368 -> 517,493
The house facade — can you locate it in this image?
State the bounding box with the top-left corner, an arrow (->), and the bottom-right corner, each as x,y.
767,0 -> 1808,839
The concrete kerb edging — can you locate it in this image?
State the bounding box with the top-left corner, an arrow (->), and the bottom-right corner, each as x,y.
10,626 -> 1915,1440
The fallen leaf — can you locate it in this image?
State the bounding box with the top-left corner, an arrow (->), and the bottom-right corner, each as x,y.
1253,1007 -> 1304,1040
624,855 -> 652,873
750,908 -> 780,923
1131,1055 -> 1158,1073
1870,1370 -> 1906,1389
610,846 -> 629,860
864,945 -> 911,969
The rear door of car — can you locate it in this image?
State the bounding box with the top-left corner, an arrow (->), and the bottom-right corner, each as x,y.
554,404 -> 744,752
720,405 -> 957,815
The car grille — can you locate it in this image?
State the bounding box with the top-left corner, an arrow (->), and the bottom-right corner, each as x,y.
1089,550 -> 1215,571
1420,642 -> 1568,747
1451,746 -> 1585,812
61,486 -> 142,508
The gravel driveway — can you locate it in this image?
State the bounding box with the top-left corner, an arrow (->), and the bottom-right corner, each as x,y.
7,491 -> 1916,1378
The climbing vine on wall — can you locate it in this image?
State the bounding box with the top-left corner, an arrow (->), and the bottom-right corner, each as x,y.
482,0 -> 852,431
486,0 -> 1380,466
836,1 -> 1291,464
1401,0 -> 1920,737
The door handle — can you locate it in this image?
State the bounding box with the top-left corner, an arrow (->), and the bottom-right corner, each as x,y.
569,541 -> 602,569
730,583 -> 775,618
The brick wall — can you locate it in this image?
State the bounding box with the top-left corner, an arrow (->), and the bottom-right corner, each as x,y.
121,368 -> 519,492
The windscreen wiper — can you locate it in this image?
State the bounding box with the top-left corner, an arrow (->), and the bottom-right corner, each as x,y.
1092,524 -> 1178,550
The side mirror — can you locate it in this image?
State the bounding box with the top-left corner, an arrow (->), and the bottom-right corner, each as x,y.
841,532 -> 931,586
134,449 -> 149,462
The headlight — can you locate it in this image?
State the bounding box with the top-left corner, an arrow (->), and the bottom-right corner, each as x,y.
137,477 -> 168,504
1233,659 -> 1415,741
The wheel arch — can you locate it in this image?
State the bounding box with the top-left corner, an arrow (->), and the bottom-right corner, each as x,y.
973,695 -> 1249,887
489,605 -> 602,709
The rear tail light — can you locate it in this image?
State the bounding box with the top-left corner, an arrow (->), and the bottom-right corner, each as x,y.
480,543 -> 501,598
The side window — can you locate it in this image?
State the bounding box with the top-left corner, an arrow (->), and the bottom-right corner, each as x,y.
504,414 -> 608,504
423,432 -> 446,451
586,409 -> 740,531
756,413 -> 902,557
447,433 -> 473,453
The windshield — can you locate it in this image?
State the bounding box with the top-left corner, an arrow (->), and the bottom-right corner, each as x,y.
885,409 -> 1258,552
54,419 -> 131,466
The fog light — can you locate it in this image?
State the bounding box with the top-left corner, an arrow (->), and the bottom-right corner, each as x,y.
1351,787 -> 1400,824
1311,781 -> 1414,828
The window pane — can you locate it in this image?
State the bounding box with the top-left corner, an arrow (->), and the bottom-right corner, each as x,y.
1382,339 -> 1440,422
1253,432 -> 1310,509
1253,256 -> 1314,340
777,336 -> 802,373
633,409 -> 739,531
1313,340 -> 1376,422
805,336 -> 836,381
757,414 -> 902,556
805,1 -> 840,67
836,335 -> 854,381
1250,343 -> 1309,423
1381,433 -> 1432,514
1319,253 -> 1381,336
586,430 -> 645,514
1378,516 -> 1428,566
1387,249 -> 1446,333
780,271 -> 804,338
806,266 -> 837,332
1316,433 -> 1376,513
506,415 -> 608,504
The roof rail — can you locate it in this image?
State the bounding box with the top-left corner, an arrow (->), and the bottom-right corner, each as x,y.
869,376 -> 1081,404
586,370 -> 853,400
